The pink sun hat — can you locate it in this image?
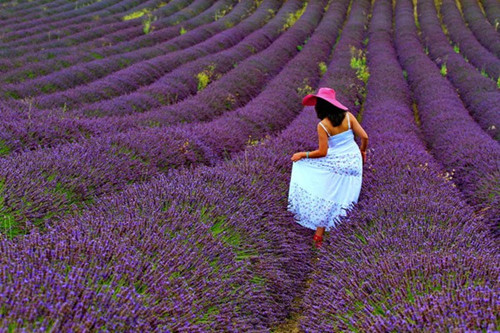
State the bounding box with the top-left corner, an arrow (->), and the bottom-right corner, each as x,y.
301,87 -> 349,110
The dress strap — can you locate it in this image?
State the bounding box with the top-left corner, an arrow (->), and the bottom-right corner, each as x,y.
347,112 -> 351,129
319,122 -> 331,137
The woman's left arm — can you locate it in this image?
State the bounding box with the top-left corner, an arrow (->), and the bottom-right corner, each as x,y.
291,124 -> 328,161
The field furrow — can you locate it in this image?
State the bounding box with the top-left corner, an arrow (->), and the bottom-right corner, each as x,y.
0,0 -> 497,331
0,0 -> 202,61
300,0 -> 498,330
417,0 -> 500,140
0,0 -> 335,237
439,0 -> 500,79
0,0 -> 246,99
460,0 -> 500,56
480,0 -> 500,28
395,0 -> 500,232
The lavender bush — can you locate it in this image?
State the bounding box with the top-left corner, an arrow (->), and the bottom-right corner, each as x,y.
32,0 -> 277,110
0,164 -> 313,330
1,0 -> 245,101
0,0 -> 75,24
395,0 -> 500,233
460,0 -> 500,57
0,0 -> 211,80
0,0 -> 340,233
0,0 -> 319,153
0,0 -> 498,331
439,0 -> 500,79
417,0 -> 500,140
480,0 -> 500,29
75,0 -> 300,118
299,0 -> 498,330
0,0 -> 128,42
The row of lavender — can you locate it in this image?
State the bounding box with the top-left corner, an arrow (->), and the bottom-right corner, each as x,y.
0,0 -> 247,99
296,0 -> 497,329
0,0 -> 107,23
0,0 -> 67,21
480,0 -> 500,28
0,0 -> 305,149
0,0 -> 194,55
0,0 -> 218,80
30,0 -> 279,110
396,0 -> 500,232
438,0 -> 500,79
0,0 -> 114,27
0,0 -> 352,330
0,0 -> 298,152
417,0 -> 499,139
0,0 -> 161,43
0,0 -> 337,238
459,0 -> 500,57
0,0 -> 497,330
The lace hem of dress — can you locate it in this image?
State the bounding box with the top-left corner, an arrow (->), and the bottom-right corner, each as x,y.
299,151 -> 362,177
287,182 -> 349,231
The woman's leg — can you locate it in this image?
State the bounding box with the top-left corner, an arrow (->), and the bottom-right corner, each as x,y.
315,227 -> 325,238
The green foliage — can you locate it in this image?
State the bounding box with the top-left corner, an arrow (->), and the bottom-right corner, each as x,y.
480,68 -> 489,78
90,52 -> 103,59
453,44 -> 460,53
266,8 -> 276,20
197,72 -> 210,91
0,140 -> 10,156
41,83 -> 57,93
179,26 -> 187,35
123,9 -> 149,21
4,91 -> 21,99
282,2 -> 307,31
440,63 -> 447,76
297,78 -> 315,97
142,14 -> 153,34
412,102 -> 421,127
250,274 -> 266,285
318,61 -> 327,77
196,64 -> 217,91
215,5 -> 233,21
350,46 -> 370,83
413,0 -> 420,29
497,77 -> 500,89
0,179 -> 20,238
441,24 -> 448,35
193,305 -> 220,324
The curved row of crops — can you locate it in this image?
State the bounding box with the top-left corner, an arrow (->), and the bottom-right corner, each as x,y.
0,0 -> 498,331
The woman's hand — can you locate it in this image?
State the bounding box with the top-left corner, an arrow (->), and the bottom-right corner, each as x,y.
360,150 -> 366,164
291,152 -> 306,162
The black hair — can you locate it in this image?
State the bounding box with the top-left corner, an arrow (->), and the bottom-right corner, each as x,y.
314,97 -> 347,127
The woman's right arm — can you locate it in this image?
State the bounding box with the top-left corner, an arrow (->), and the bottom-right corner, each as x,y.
349,112 -> 368,163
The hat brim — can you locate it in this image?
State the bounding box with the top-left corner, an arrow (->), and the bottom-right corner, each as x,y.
301,94 -> 317,106
302,94 -> 349,110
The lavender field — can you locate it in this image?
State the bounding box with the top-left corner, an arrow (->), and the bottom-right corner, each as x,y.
0,0 -> 498,331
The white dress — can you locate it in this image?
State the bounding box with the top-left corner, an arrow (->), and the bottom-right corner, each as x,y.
287,114 -> 362,231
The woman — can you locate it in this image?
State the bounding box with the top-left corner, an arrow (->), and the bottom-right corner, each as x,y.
287,87 -> 368,248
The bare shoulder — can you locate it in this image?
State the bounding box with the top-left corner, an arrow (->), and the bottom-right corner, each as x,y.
347,111 -> 357,123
